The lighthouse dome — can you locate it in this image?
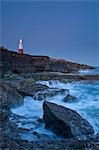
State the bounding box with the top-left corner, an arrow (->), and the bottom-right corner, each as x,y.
19,39 -> 23,43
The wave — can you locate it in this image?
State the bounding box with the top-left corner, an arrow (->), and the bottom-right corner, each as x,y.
11,80 -> 99,141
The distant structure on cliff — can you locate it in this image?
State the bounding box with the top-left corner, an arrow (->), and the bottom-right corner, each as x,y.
18,39 -> 23,55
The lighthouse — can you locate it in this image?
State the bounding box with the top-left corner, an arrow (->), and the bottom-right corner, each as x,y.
18,39 -> 23,55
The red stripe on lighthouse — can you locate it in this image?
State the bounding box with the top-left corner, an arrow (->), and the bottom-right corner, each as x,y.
19,49 -> 23,55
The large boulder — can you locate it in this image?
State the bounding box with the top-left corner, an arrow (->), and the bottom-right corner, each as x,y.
0,81 -> 23,108
43,101 -> 94,138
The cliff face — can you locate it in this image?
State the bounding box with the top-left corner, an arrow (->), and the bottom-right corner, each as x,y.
0,48 -> 50,74
0,47 -> 94,74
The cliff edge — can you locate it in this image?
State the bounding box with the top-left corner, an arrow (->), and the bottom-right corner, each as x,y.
0,47 -> 94,75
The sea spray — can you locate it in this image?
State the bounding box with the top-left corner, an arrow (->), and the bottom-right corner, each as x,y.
11,80 -> 99,141
37,80 -> 99,133
11,97 -> 62,141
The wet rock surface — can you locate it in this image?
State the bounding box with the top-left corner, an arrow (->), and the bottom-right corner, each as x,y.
43,101 -> 94,138
17,83 -> 49,97
32,131 -> 56,141
63,94 -> 77,102
33,88 -> 69,101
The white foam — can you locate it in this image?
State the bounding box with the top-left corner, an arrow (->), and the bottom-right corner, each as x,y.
11,96 -> 63,141
78,67 -> 99,75
11,96 -> 43,118
11,80 -> 99,140
37,80 -> 99,133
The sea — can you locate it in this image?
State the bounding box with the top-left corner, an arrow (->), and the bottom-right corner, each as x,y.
11,67 -> 99,141
78,67 -> 99,75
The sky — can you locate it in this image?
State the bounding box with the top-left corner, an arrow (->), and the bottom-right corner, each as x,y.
1,0 -> 99,66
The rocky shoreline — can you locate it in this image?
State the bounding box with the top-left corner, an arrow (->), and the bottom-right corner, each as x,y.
0,71 -> 99,149
0,48 -> 99,149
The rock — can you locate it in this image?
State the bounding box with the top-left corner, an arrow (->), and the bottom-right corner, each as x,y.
0,90 -> 10,110
0,81 -> 23,108
32,131 -> 56,141
0,109 -> 10,122
43,101 -> 94,138
63,94 -> 77,102
89,133 -> 99,143
0,136 -> 99,150
17,83 -> 49,97
33,88 -> 69,101
2,72 -> 49,97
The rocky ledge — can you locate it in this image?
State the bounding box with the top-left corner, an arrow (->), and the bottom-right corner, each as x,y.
0,47 -> 94,75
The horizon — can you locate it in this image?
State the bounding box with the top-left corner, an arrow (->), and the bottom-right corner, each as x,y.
1,1 -> 99,66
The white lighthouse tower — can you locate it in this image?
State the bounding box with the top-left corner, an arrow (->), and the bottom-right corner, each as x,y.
18,39 -> 23,55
